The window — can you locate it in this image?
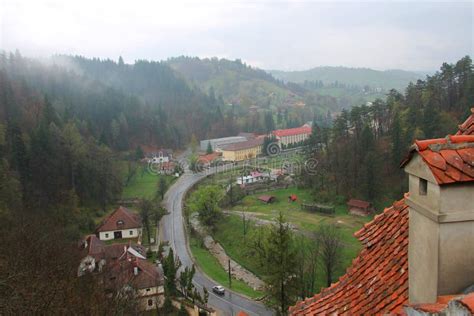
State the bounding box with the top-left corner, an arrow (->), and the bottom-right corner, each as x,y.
147,299 -> 153,307
129,230 -> 133,235
419,178 -> 428,196
105,233 -> 109,238
117,220 -> 124,226
146,288 -> 151,292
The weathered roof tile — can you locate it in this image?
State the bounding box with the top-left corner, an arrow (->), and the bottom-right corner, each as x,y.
289,199 -> 409,316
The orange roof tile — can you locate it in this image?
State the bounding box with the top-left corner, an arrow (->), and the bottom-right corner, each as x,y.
272,126 -> 312,137
198,152 -> 222,163
460,293 -> 474,312
401,135 -> 474,185
289,198 -> 409,316
456,107 -> 474,135
96,206 -> 141,233
405,293 -> 474,315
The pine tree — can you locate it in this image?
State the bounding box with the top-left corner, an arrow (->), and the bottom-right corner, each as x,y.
258,212 -> 298,314
422,104 -> 440,139
391,111 -> 403,166
206,141 -> 213,154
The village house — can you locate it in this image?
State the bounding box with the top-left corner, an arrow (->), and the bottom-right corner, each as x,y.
221,137 -> 264,161
78,235 -> 164,311
105,255 -> 165,311
141,147 -> 173,164
78,234 -> 147,276
236,171 -> 268,185
289,109 -> 474,315
96,206 -> 142,241
272,124 -> 312,147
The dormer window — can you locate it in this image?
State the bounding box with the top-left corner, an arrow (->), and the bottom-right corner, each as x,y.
117,220 -> 124,226
419,178 -> 428,196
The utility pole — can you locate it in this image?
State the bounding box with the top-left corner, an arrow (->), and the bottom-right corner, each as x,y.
228,259 -> 232,288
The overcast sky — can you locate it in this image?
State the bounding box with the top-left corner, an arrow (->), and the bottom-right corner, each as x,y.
1,0 -> 473,71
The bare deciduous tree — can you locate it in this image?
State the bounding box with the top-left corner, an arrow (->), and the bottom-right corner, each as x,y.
317,224 -> 343,287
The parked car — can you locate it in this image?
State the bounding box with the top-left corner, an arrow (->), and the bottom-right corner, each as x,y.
212,285 -> 225,295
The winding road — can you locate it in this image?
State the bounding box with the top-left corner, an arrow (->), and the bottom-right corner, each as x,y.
160,165 -> 273,316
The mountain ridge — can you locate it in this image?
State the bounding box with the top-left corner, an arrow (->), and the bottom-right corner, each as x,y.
269,66 -> 425,90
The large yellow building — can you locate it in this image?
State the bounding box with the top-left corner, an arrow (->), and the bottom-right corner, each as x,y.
221,138 -> 264,161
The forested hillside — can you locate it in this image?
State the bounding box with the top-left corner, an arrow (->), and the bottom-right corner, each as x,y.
167,56 -> 297,108
52,55 -> 227,148
270,66 -> 424,90
0,52 -> 141,313
304,56 -> 473,209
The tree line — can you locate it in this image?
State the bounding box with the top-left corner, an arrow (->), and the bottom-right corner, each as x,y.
303,55 -> 473,207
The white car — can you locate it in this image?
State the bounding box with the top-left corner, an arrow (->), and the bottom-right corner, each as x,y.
212,285 -> 225,295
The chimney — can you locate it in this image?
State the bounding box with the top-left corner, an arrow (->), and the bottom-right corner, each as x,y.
403,135 -> 474,304
133,266 -> 139,276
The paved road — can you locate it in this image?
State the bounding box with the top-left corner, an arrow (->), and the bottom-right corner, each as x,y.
160,166 -> 273,316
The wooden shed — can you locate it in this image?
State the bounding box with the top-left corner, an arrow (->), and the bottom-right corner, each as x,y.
258,195 -> 276,204
347,199 -> 373,216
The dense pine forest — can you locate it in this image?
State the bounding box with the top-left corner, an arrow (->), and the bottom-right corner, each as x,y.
304,56 -> 473,208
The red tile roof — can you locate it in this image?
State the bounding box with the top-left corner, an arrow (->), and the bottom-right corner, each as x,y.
405,293 -> 474,315
290,110 -> 474,316
198,152 -> 222,163
82,234 -> 105,260
456,108 -> 474,135
106,256 -> 164,290
272,126 -> 311,137
96,206 -> 141,233
81,235 -> 146,261
289,198 -> 409,316
258,195 -> 275,203
400,135 -> 474,184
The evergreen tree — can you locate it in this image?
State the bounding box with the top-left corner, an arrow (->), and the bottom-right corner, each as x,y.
391,111 -> 403,167
264,111 -> 275,132
135,146 -> 144,160
422,104 -> 440,139
255,212 -> 298,315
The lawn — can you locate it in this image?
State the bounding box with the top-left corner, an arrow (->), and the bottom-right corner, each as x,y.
189,237 -> 264,299
213,187 -> 372,292
122,166 -> 175,200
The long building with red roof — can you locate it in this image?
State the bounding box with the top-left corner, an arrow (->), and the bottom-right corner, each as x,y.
290,108 -> 474,315
272,124 -> 312,147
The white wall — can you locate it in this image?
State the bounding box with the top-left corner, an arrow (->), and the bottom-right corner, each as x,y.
98,228 -> 141,241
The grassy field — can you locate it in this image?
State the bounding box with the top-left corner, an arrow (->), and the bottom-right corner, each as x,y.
189,237 -> 264,299
211,187 -> 372,291
122,166 -> 175,200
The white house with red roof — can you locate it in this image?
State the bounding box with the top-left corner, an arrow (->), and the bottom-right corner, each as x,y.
272,124 -> 312,147
96,206 -> 142,241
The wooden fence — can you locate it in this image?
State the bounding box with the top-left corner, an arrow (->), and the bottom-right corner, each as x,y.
301,202 -> 335,215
